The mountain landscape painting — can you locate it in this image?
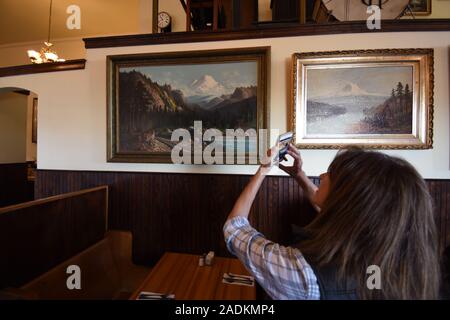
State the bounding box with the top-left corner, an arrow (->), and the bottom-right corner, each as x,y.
117,61 -> 258,154
293,49 -> 433,149
305,66 -> 414,136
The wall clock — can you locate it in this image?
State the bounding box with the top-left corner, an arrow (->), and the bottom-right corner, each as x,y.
157,11 -> 172,33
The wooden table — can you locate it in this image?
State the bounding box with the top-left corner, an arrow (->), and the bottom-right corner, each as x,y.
130,252 -> 256,300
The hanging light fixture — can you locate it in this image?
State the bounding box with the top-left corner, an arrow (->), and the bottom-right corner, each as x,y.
27,0 -> 65,64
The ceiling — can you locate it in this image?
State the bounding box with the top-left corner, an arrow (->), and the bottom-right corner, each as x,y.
0,0 -> 142,45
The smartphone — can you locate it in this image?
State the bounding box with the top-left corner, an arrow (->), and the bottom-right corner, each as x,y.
277,132 -> 293,162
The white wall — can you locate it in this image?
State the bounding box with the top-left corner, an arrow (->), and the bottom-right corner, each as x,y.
0,31 -> 449,178
140,0 -> 154,33
0,92 -> 28,163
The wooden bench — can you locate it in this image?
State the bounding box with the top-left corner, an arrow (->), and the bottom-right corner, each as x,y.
0,186 -> 110,288
20,230 -> 150,300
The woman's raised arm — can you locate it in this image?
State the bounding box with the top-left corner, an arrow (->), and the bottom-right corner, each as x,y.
279,144 -> 321,212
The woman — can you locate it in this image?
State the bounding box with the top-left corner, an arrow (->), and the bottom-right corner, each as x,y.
223,144 -> 440,299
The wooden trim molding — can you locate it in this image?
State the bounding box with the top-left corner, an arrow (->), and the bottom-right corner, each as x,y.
83,19 -> 450,49
0,185 -> 108,214
0,59 -> 86,78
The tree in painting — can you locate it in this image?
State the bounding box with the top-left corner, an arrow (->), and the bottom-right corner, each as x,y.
362,82 -> 413,134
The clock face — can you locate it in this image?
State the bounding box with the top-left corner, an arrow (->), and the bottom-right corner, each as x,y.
158,12 -> 171,29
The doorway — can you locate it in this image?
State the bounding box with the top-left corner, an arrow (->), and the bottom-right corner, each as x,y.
0,87 -> 38,207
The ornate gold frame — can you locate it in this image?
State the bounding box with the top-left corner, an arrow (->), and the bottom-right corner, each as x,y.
291,49 -> 434,149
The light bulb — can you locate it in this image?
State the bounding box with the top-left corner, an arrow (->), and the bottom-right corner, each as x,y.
27,50 -> 40,59
44,51 -> 58,62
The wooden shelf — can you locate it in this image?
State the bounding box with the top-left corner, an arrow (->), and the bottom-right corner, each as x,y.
83,19 -> 450,49
0,59 -> 86,78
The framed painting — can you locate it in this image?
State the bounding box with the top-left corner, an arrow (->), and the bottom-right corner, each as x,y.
407,0 -> 432,15
107,47 -> 269,163
32,97 -> 37,143
291,49 -> 434,149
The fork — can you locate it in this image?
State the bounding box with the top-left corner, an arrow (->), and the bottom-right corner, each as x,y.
225,273 -> 254,281
224,275 -> 253,285
139,293 -> 173,300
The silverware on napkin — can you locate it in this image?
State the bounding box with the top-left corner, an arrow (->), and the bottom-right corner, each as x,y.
223,273 -> 255,286
137,291 -> 175,300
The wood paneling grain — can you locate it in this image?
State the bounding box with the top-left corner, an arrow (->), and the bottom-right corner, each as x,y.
0,163 -> 30,208
0,186 -> 108,288
34,170 -> 450,267
34,171 -> 450,265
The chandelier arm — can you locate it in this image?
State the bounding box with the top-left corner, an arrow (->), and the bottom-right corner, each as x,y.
47,0 -> 53,44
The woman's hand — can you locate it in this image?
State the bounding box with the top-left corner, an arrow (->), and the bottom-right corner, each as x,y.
279,144 -> 321,212
279,144 -> 304,179
258,145 -> 279,175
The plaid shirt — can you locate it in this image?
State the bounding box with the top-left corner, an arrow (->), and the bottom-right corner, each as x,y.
224,216 -> 320,300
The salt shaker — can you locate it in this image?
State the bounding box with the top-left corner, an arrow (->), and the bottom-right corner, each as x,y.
199,254 -> 206,266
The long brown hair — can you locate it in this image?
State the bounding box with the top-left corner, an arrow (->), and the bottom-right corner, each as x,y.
300,148 -> 440,299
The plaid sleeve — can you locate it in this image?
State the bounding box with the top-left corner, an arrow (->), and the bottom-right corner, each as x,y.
223,216 -> 320,300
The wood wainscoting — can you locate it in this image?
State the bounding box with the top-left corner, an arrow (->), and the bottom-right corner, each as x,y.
0,186 -> 108,288
35,170 -> 450,266
0,163 -> 31,207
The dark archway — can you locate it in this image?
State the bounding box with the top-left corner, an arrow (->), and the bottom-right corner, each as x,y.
0,87 -> 38,207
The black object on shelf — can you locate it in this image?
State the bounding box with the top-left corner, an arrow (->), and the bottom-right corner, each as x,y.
269,0 -> 336,24
185,0 -> 256,31
270,0 -> 300,21
187,0 -> 223,31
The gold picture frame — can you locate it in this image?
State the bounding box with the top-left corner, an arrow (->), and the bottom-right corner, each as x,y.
291,49 -> 434,149
32,97 -> 37,144
407,0 -> 432,15
107,47 -> 269,163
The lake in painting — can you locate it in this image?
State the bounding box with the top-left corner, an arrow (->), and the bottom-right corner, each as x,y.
117,61 -> 258,153
306,66 -> 413,136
